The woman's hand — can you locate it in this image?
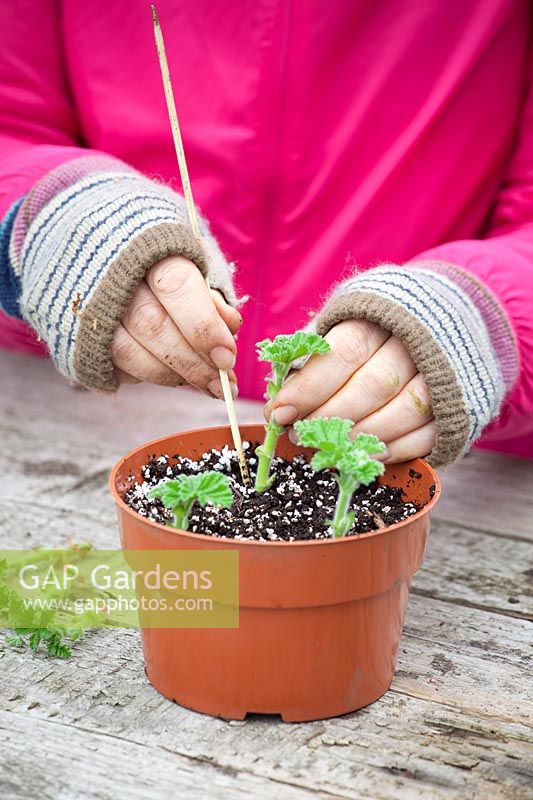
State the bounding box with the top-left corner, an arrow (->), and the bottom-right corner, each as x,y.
265,320 -> 436,463
111,256 -> 241,398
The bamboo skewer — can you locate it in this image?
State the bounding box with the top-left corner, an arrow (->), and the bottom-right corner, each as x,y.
151,4 -> 251,487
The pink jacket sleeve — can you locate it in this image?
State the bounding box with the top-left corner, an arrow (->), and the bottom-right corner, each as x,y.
411,50 -> 533,447
0,1 -> 101,354
314,51 -> 533,465
0,1 -> 98,216
0,2 -> 235,389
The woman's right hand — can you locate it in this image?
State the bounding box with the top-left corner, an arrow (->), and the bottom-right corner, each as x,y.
111,256 -> 241,398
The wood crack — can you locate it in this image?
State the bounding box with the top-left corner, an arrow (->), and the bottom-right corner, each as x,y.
410,587 -> 532,621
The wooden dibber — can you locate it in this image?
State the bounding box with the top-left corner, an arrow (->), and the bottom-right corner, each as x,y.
151,4 -> 250,486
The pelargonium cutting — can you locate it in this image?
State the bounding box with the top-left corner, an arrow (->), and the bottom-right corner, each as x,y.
254,332 -> 331,492
293,418 -> 386,538
129,330 -> 409,541
148,472 -> 233,529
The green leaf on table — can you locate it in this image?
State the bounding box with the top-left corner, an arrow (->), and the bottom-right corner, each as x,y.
5,634 -> 24,647
1,541 -> 97,659
45,631 -> 72,659
28,631 -> 43,652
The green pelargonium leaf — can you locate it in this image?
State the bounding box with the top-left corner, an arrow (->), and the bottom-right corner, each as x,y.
295,417 -> 386,487
191,472 -> 234,507
294,417 -> 353,449
256,331 -> 330,366
353,433 -> 387,456
310,448 -> 340,472
148,472 -> 233,510
338,447 -> 385,486
148,479 -> 188,508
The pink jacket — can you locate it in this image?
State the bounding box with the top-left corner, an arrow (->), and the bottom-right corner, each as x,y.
1,1 -> 532,457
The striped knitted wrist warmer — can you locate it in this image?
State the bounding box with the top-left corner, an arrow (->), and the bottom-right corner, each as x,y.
313,263 -> 518,467
2,156 -> 237,391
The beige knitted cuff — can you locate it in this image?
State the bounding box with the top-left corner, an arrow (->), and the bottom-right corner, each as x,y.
17,166 -> 239,393
74,222 -> 207,391
314,292 -> 471,468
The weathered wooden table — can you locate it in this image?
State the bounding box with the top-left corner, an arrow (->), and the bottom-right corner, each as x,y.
0,350 -> 531,800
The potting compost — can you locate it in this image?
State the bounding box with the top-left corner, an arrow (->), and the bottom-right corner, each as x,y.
123,443 -> 428,541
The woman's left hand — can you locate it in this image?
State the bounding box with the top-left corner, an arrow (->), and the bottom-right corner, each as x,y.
265,320 -> 436,463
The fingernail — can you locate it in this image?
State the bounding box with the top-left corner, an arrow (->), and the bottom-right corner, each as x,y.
210,346 -> 236,370
273,405 -> 298,426
207,379 -> 224,399
288,427 -> 299,444
375,447 -> 391,462
207,378 -> 238,400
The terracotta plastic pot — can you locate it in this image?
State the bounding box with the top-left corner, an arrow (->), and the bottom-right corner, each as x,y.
110,424 -> 441,722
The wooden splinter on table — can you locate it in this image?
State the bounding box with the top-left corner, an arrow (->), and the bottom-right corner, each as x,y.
151,4 -> 251,487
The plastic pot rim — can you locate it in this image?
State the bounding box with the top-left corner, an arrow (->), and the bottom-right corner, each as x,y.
109,423 -> 442,548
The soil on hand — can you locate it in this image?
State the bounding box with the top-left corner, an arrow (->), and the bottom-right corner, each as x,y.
123,443 -> 424,542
